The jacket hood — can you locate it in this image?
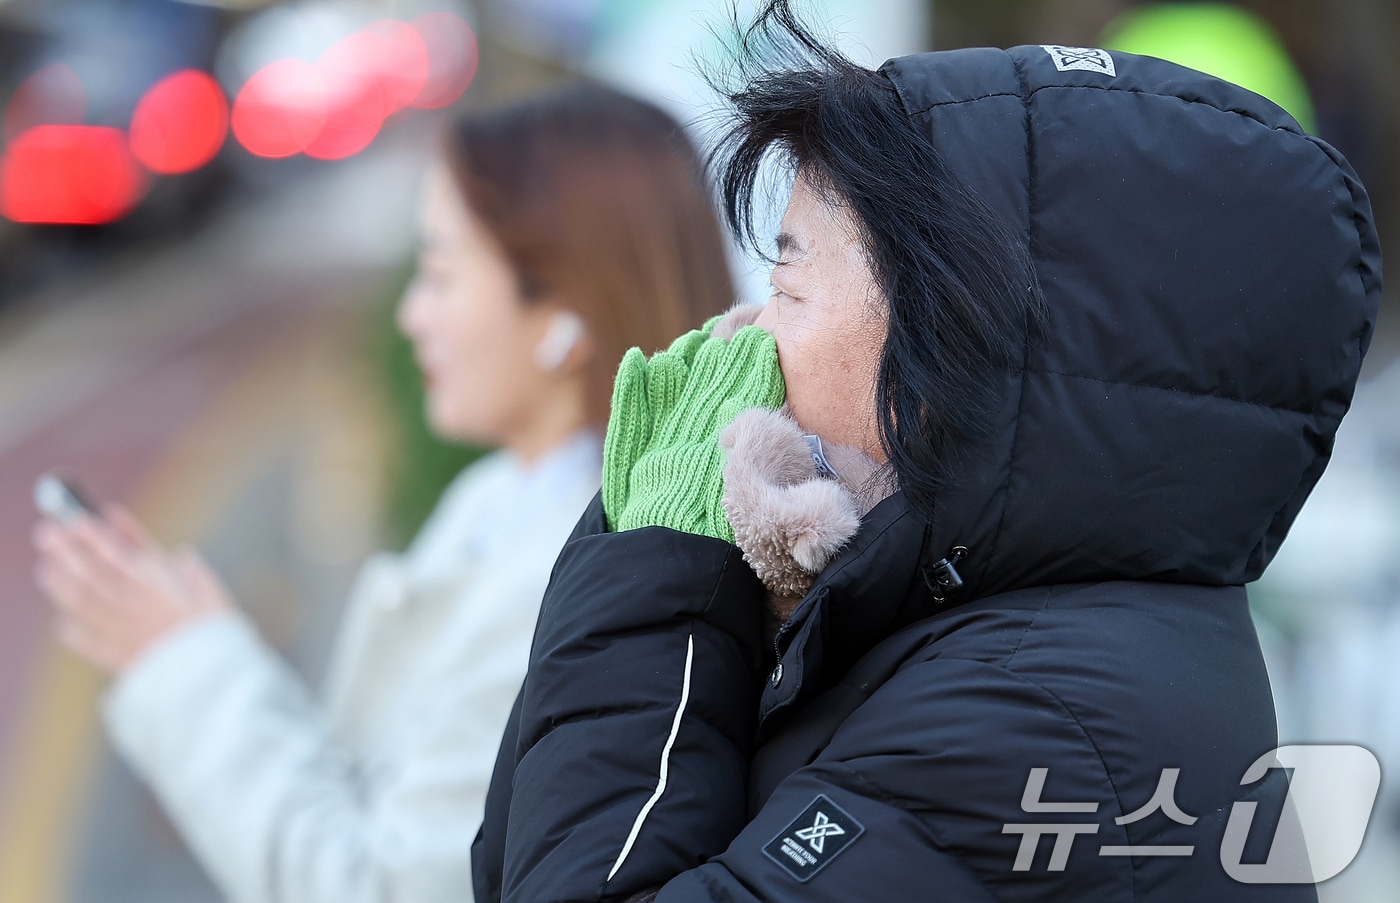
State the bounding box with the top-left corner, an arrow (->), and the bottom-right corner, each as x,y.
872,45 -> 1382,602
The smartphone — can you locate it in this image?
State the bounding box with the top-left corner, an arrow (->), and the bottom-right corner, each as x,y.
34,473 -> 99,524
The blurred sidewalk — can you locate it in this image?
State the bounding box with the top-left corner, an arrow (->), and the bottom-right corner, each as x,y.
0,136 -> 424,902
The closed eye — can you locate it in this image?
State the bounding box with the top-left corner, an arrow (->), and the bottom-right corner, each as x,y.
775,231 -> 805,261
769,278 -> 803,302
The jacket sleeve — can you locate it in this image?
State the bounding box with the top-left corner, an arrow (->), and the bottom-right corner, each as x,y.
102,574 -> 536,903
500,497 -> 768,903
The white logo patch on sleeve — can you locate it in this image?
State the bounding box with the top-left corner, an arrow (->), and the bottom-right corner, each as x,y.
1041,45 -> 1117,77
763,795 -> 865,882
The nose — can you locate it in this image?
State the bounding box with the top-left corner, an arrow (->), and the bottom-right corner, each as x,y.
395,278 -> 425,339
753,298 -> 777,333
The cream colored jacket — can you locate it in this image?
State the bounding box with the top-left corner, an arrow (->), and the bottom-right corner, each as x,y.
104,436 -> 601,903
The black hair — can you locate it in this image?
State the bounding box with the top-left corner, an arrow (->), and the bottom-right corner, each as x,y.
708,0 -> 1045,522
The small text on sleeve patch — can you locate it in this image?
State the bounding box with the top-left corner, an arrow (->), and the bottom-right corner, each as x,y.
762,795 -> 865,882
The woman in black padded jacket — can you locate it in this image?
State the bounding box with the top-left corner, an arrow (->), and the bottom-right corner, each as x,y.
472,3 -> 1382,901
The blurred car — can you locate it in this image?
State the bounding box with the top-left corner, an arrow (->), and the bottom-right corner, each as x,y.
0,0 -> 476,305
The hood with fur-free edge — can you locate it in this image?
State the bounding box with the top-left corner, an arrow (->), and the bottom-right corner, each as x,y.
734,46 -> 1381,614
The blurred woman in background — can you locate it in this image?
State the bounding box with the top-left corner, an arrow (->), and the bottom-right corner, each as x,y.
31,81 -> 735,903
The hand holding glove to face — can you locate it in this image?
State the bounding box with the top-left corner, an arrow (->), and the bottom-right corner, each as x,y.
602,317 -> 785,541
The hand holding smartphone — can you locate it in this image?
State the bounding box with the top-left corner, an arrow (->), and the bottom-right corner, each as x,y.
32,473 -> 236,674
33,473 -> 99,524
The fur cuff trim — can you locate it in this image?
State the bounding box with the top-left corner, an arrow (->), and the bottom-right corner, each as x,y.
721,407 -> 893,620
712,302 -> 765,340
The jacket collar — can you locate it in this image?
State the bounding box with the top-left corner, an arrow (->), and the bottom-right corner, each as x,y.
758,490 -> 936,735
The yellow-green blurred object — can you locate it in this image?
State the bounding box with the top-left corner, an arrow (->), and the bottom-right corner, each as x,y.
1101,2 -> 1316,133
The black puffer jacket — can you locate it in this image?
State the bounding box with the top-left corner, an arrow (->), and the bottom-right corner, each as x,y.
472,46 -> 1381,902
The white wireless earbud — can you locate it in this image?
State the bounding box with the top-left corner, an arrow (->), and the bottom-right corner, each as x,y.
533,311 -> 585,372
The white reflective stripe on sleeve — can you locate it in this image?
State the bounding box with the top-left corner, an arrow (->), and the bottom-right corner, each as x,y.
606,633 -> 695,883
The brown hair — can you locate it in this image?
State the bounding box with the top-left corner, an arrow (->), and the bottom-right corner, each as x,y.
443,81 -> 736,428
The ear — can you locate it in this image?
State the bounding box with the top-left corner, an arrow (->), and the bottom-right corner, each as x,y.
533,308 -> 592,373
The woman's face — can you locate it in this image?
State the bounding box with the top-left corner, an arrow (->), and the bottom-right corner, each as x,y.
396,163 -> 562,447
755,176 -> 888,461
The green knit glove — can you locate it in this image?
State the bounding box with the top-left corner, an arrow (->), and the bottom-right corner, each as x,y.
603,319 -> 786,540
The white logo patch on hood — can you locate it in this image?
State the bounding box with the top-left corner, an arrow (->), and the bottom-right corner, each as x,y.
1042,45 -> 1117,77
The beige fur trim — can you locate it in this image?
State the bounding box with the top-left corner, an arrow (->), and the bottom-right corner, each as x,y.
711,302 -> 765,340
720,406 -> 894,620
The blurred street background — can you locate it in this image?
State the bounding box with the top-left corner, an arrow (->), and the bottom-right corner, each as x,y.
0,2 -> 1396,901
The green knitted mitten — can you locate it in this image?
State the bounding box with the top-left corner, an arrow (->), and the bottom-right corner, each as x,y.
603,319 -> 786,540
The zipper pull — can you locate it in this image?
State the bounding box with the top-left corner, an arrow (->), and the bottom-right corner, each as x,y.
924,545 -> 969,603
770,634 -> 785,687
802,435 -> 838,479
